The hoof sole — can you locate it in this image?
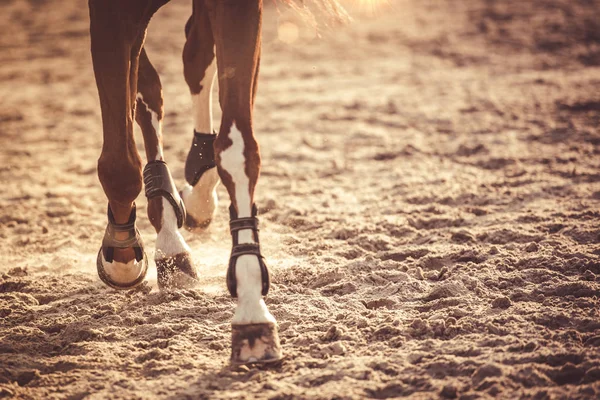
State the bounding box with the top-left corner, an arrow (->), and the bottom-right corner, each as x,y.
156,252 -> 199,290
96,249 -> 148,290
231,323 -> 282,365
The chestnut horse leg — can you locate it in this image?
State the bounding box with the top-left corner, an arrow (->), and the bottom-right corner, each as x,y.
180,1 -> 220,230
136,48 -> 198,288
90,0 -> 169,287
208,0 -> 282,363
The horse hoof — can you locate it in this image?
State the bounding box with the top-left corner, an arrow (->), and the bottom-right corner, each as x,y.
179,167 -> 219,232
180,186 -> 216,231
97,249 -> 148,290
231,323 -> 282,365
184,210 -> 212,231
156,252 -> 199,289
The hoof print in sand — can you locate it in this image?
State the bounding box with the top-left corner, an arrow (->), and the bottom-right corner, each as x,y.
156,252 -> 199,290
231,323 -> 282,365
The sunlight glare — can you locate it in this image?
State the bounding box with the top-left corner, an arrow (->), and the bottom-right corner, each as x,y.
278,21 -> 300,44
351,0 -> 391,15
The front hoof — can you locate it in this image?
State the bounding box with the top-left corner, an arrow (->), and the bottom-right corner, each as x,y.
97,250 -> 148,290
231,323 -> 282,365
156,252 -> 199,290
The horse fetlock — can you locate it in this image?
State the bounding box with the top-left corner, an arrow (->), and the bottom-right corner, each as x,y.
181,167 -> 220,230
98,156 -> 142,206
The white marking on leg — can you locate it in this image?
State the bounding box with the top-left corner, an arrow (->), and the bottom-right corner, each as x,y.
180,168 -> 219,226
136,93 -> 164,161
220,124 -> 252,227
191,58 -> 217,133
220,123 -> 275,325
155,198 -> 190,260
184,58 -> 220,226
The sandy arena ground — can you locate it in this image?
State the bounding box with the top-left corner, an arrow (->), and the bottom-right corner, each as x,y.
1,0 -> 600,398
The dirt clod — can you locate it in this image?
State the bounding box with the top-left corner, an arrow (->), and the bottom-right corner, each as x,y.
491,297 -> 512,309
472,364 -> 503,385
440,384 -> 458,399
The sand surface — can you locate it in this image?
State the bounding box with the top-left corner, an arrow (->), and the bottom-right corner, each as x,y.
1,0 -> 600,398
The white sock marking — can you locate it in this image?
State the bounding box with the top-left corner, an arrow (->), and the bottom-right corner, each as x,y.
136,93 -> 164,161
220,123 -> 275,325
155,198 -> 190,260
184,58 -> 220,225
180,168 -> 220,225
192,58 -> 217,133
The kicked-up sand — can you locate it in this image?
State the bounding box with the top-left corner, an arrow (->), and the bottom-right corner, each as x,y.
1,0 -> 599,398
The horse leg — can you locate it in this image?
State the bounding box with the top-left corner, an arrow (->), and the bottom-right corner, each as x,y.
208,0 -> 282,364
89,0 -> 164,288
180,1 -> 220,230
136,48 -> 198,289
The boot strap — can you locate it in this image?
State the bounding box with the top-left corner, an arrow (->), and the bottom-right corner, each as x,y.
226,204 -> 270,297
184,131 -> 217,186
102,204 -> 144,263
143,160 -> 186,229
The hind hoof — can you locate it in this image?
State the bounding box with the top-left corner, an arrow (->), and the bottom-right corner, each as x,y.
184,211 -> 212,231
231,323 -> 282,365
156,252 -> 199,290
179,170 -> 219,232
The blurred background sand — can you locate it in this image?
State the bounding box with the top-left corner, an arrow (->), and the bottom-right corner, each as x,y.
1,0 -> 599,398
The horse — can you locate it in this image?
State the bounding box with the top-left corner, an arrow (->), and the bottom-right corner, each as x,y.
90,0 -> 277,365
89,0 -> 347,365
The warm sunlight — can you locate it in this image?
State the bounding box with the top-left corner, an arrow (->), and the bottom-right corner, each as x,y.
278,20 -> 300,44
2,0 -> 598,398
351,0 -> 392,14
